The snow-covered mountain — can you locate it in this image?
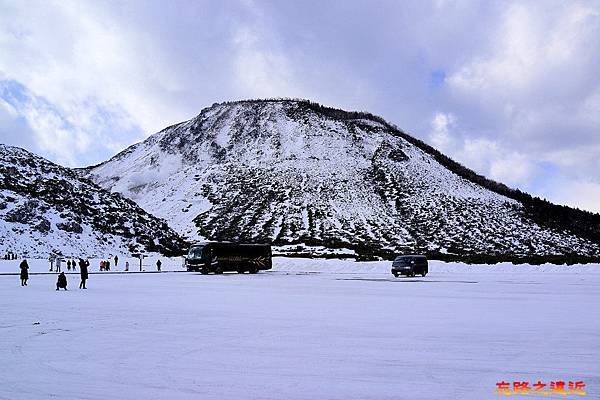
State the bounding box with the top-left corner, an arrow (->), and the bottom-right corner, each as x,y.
0,144 -> 187,258
86,99 -> 600,262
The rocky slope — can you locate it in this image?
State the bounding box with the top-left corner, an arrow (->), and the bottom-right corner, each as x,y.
0,144 -> 187,258
85,99 -> 600,263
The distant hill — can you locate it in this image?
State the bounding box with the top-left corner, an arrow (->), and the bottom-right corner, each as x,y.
83,99 -> 600,263
0,144 -> 187,258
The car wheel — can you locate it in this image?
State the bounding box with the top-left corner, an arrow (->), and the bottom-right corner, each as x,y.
237,269 -> 245,274
392,272 -> 398,278
201,268 -> 209,275
249,267 -> 258,274
214,267 -> 223,274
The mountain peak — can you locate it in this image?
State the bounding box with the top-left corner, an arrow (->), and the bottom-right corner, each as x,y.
85,100 -> 600,263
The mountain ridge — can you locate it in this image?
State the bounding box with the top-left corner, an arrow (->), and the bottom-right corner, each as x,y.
0,144 -> 187,258
84,99 -> 600,263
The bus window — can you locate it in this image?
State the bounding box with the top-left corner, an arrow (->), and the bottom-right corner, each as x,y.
188,246 -> 204,260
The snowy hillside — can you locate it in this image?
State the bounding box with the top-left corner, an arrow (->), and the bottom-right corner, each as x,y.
86,99 -> 600,262
0,144 -> 187,258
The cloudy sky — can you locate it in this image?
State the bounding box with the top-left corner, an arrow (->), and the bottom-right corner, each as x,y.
1,0 -> 599,212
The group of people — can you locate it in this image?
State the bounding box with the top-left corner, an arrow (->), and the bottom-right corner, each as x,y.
99,259 -> 112,271
55,258 -> 91,289
48,255 -> 80,272
49,255 -> 128,272
18,255 -> 165,289
20,258 -> 90,289
4,252 -> 18,260
99,256 -> 132,271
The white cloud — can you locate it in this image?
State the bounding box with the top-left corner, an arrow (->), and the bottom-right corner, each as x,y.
232,25 -> 301,99
428,112 -> 537,187
0,97 -> 17,117
548,180 -> 600,213
0,0 -> 191,164
448,3 -> 599,96
1,84 -> 94,166
579,89 -> 600,124
458,138 -> 535,187
442,1 -> 600,208
489,152 -> 536,187
429,112 -> 456,152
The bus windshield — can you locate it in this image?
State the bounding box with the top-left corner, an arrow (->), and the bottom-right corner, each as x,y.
188,246 -> 205,260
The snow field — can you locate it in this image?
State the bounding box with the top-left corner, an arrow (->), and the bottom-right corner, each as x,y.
0,258 -> 598,399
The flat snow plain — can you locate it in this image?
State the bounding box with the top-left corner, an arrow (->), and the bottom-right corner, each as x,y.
1,257 -> 599,400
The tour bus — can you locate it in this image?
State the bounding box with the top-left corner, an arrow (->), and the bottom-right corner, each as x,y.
185,242 -> 272,274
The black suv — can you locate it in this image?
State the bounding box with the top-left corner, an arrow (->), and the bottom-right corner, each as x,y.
391,255 -> 428,277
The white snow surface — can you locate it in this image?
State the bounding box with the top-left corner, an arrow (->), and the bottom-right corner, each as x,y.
1,257 -> 598,399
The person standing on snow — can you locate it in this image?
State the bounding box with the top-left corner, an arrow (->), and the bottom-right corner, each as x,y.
49,254 -> 54,271
114,255 -> 118,267
125,261 -> 129,272
55,257 -> 62,273
79,258 -> 89,289
19,259 -> 29,286
156,259 -> 162,272
67,259 -> 72,271
56,272 -> 68,290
